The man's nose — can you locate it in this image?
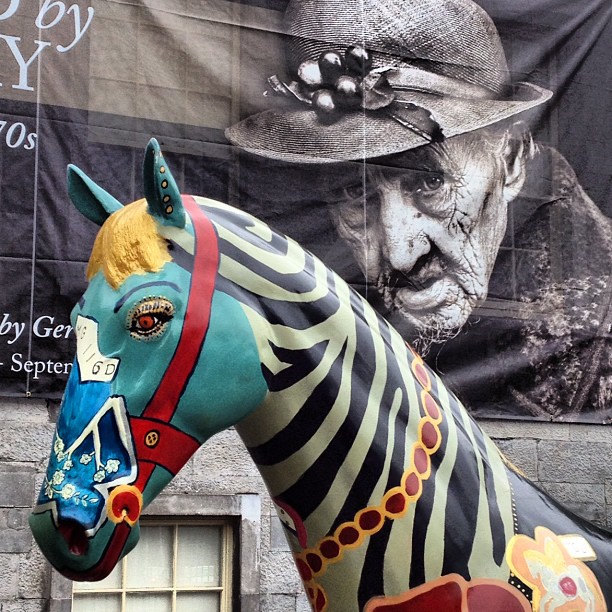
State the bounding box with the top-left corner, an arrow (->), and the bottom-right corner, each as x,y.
379,188 -> 431,271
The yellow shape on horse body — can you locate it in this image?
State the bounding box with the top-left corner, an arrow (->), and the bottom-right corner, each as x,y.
87,199 -> 171,289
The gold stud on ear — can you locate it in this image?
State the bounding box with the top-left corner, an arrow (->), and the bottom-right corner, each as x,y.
161,179 -> 168,188
165,205 -> 174,215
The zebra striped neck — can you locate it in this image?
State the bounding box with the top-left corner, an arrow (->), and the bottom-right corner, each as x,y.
202,198 -> 516,608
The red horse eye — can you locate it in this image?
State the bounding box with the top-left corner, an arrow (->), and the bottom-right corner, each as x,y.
137,314 -> 156,330
127,297 -> 175,340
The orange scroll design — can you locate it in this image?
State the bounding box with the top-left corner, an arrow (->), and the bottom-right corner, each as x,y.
507,526 -> 607,611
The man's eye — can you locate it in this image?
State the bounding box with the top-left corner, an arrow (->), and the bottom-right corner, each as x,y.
420,173 -> 444,192
400,171 -> 444,195
127,297 -> 175,341
342,183 -> 365,200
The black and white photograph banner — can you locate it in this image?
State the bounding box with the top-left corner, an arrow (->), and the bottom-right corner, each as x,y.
0,0 -> 610,422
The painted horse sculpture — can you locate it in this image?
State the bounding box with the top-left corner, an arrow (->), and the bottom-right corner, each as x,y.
31,140 -> 612,611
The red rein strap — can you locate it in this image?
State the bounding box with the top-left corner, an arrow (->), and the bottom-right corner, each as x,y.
131,196 -> 219,490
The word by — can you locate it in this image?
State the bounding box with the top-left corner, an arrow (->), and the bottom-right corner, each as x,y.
0,0 -> 94,92
0,313 -> 73,345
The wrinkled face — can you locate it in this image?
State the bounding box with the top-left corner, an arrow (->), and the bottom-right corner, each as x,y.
329,131 -> 520,346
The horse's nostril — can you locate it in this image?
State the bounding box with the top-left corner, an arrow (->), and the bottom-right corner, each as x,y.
58,521 -> 89,556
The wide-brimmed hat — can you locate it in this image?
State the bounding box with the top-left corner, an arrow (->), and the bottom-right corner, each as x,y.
226,0 -> 552,163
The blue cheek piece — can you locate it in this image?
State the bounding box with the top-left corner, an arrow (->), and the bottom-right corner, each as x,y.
37,365 -> 134,530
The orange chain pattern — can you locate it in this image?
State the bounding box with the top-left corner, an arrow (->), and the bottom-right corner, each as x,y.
296,349 -> 444,611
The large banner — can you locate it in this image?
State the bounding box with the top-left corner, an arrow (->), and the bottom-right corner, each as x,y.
0,0 -> 610,422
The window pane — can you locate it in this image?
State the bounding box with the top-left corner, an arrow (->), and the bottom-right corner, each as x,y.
176,592 -> 221,612
73,563 -> 122,591
125,593 -> 172,612
125,525 -> 173,589
72,593 -> 121,612
176,525 -> 222,587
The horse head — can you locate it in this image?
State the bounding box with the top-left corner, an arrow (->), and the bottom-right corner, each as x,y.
29,139 -> 268,580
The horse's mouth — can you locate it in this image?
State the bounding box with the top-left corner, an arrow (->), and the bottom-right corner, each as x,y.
59,520 -> 90,557
59,522 -> 132,582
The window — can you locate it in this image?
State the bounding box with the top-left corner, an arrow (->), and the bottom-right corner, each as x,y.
49,492 -> 261,612
72,520 -> 233,612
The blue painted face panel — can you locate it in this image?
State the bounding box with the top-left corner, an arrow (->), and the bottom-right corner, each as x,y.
37,367 -> 137,533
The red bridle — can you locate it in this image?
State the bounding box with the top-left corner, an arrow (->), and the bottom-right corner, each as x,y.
129,196 -> 219,491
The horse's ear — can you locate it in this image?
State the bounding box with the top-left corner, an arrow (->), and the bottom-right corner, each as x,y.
67,165 -> 124,226
143,138 -> 186,228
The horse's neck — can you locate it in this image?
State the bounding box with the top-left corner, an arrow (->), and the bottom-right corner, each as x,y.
211,203 -> 612,584
234,278 -> 518,564
213,205 -> 510,550
234,276 -> 414,525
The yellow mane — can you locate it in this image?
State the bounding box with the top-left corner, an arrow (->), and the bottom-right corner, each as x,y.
87,199 -> 171,289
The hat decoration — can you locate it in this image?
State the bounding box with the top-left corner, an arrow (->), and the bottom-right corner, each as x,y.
266,44 -> 444,144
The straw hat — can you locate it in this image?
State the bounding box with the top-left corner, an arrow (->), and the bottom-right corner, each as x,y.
226,0 -> 552,163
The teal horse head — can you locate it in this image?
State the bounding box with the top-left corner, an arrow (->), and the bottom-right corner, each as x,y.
29,139 -> 268,580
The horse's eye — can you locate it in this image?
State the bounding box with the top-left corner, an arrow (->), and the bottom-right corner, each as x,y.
136,314 -> 157,330
127,297 -> 175,341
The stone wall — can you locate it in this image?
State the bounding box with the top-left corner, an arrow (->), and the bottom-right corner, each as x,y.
482,419 -> 612,529
1,396 -> 611,611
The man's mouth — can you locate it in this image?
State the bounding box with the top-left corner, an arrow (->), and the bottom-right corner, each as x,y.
374,246 -> 482,340
380,249 -> 457,310
382,276 -> 461,311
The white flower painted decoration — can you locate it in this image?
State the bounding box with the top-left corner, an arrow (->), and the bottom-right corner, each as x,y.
42,432 -> 126,508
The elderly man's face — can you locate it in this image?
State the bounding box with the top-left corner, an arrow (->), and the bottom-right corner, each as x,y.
329,130 -> 525,346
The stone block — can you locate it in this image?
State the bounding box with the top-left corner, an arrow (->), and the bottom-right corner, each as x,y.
0,527 -> 32,553
0,554 -> 20,598
193,428 -> 255,477
0,398 -> 49,423
536,440 -> 612,483
270,514 -> 291,551
0,599 -> 48,612
538,481 -> 606,526
296,592 -> 313,612
480,419 -> 569,441
260,593 -> 297,612
606,503 -> 612,530
568,423 -> 612,443
0,464 -> 36,507
494,438 -> 538,480
260,551 -> 302,593
604,480 -> 612,504
0,423 -> 54,463
0,508 -> 31,530
19,547 -> 50,599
